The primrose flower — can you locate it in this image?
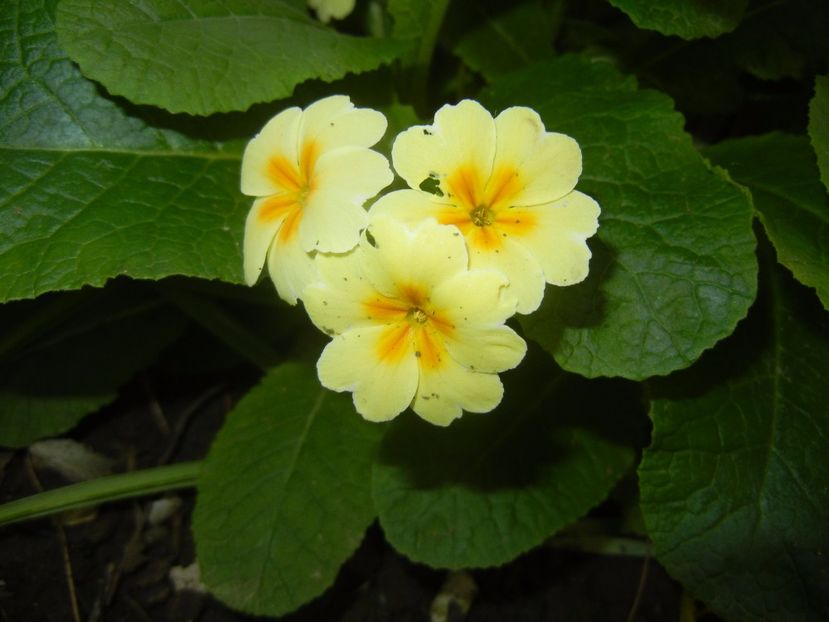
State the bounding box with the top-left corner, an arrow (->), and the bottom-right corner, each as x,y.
304,216 -> 527,426
370,99 -> 600,314
241,95 -> 392,304
308,0 -> 355,23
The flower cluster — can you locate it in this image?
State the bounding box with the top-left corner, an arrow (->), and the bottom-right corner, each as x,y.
241,95 -> 600,425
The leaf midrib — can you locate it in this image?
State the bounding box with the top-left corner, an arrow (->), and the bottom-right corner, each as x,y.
748,179 -> 829,224
252,388 -> 327,605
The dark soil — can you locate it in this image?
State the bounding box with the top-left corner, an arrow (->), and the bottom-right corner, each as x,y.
0,363 -> 701,622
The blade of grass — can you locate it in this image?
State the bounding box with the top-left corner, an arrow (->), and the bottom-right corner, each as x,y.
0,461 -> 200,527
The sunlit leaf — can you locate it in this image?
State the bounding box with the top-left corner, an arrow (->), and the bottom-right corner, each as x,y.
0,0 -> 247,303
484,56 -> 757,379
56,0 -> 407,115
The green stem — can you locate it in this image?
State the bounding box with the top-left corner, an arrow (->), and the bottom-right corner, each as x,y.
548,0 -> 569,47
157,282 -> 279,371
410,0 -> 450,110
0,461 -> 201,527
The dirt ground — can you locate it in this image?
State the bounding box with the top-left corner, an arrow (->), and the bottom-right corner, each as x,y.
0,360 -> 709,622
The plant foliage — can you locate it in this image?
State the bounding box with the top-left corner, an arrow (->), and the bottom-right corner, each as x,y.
1,0 -> 828,620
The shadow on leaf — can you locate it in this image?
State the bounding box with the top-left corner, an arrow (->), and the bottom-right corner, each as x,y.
375,342 -> 643,493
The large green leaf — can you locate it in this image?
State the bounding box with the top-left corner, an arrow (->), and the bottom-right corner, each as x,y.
810,75 -> 829,194
0,0 -> 248,303
639,267 -> 829,622
608,0 -> 747,39
372,346 -> 637,569
56,0 -> 407,115
483,56 -> 757,379
193,363 -> 384,617
0,283 -> 185,448
447,0 -> 555,81
705,133 -> 829,310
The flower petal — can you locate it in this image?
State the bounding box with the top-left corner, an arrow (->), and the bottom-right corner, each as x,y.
308,0 -> 356,23
300,95 -> 388,152
314,147 -> 393,199
368,189 -> 449,226
392,100 -> 496,194
468,235 -> 547,314
317,325 -> 418,422
266,231 -> 318,305
360,216 -> 469,299
412,357 -> 505,426
299,147 -> 393,253
431,269 -> 516,326
494,106 -> 582,205
243,195 -> 296,285
240,106 -> 303,197
514,190 -> 601,286
304,250 -> 383,334
444,322 -> 526,374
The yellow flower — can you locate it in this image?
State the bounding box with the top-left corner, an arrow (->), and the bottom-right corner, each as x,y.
308,0 -> 355,23
241,95 -> 392,304
370,99 -> 600,314
304,216 -> 527,426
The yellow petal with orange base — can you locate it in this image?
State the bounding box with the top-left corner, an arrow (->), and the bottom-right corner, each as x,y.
304,249 -> 386,334
392,100 -> 496,196
509,190 -> 601,287
301,147 -> 392,253
240,107 -> 303,197
243,195 -> 297,285
430,270 -> 526,371
492,107 -> 582,206
317,324 -> 418,422
359,215 -> 468,300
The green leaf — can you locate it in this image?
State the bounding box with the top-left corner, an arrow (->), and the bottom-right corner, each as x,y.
705,133 -> 829,310
483,56 -> 757,379
55,0 -> 407,116
0,150 -> 247,302
608,0 -> 747,39
0,0 -> 195,149
639,266 -> 829,622
193,363 -> 384,617
448,0 -> 555,81
0,0 -> 248,302
0,283 -> 185,448
372,346 -> 637,569
810,75 -> 829,194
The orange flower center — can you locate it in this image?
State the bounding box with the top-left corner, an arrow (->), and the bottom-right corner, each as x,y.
362,285 -> 455,371
435,162 -> 536,250
256,139 -> 319,242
